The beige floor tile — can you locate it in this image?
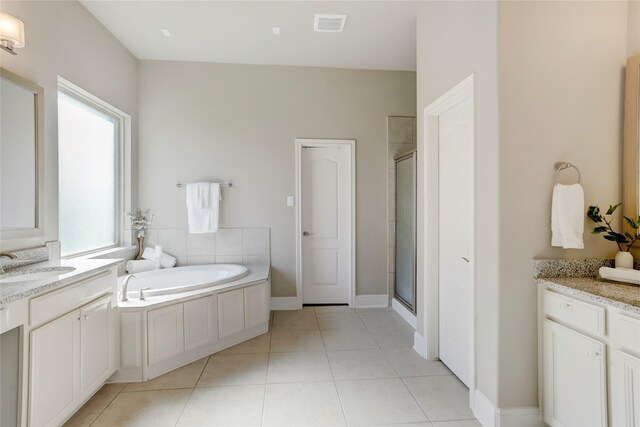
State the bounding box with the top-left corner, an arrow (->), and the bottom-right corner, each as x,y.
63,383 -> 125,427
218,332 -> 271,354
370,326 -> 415,348
328,349 -> 398,380
371,423 -> 433,427
317,312 -> 366,330
263,381 -> 346,427
270,329 -> 325,353
432,420 -> 481,427
383,348 -> 452,377
197,353 -> 268,386
272,314 -> 319,331
321,329 -> 379,351
336,378 -> 428,426
123,357 -> 208,392
314,305 -> 353,314
404,376 -> 474,421
267,351 -> 333,383
273,307 -> 316,318
91,389 -> 191,427
358,311 -> 408,329
354,307 -> 393,312
177,385 -> 265,427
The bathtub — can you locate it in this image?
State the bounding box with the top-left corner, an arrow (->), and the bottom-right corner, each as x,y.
122,264 -> 249,298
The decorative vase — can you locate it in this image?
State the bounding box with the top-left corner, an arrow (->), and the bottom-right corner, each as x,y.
136,236 -> 144,260
615,251 -> 634,269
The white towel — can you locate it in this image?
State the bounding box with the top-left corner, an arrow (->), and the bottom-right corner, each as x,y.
186,182 -> 220,233
599,266 -> 640,285
551,183 -> 584,249
125,260 -> 155,274
142,247 -> 177,268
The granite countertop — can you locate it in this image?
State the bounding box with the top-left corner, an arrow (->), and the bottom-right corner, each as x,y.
533,259 -> 640,315
0,258 -> 123,305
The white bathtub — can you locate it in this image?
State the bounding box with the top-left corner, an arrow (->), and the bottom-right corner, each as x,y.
122,264 -> 249,298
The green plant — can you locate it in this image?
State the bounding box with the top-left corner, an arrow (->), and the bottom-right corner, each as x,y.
587,203 -> 640,251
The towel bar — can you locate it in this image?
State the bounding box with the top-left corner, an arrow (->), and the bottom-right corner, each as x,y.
554,162 -> 581,184
176,182 -> 232,188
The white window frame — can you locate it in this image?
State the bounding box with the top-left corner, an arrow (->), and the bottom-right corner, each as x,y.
57,76 -> 132,258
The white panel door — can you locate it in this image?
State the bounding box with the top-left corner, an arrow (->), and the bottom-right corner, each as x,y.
543,319 -> 607,427
438,94 -> 473,386
301,144 -> 352,304
148,304 -> 184,365
218,289 -> 245,338
80,296 -> 112,400
244,283 -> 268,329
29,309 -> 80,427
613,350 -> 640,427
184,296 -> 218,351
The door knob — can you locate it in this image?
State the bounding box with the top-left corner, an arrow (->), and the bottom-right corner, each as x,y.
462,257 -> 469,263
303,231 -> 313,236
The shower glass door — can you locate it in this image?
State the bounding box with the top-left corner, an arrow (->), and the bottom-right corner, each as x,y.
394,150 -> 416,313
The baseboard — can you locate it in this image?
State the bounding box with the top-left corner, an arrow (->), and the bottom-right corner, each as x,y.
270,297 -> 300,310
473,389 -> 542,427
413,331 -> 427,358
392,298 -> 417,329
354,294 -> 389,308
473,389 -> 497,427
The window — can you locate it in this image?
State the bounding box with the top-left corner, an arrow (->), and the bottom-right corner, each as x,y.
58,80 -> 129,256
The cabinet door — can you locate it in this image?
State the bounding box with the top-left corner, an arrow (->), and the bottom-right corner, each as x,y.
218,289 -> 244,339
613,350 -> 640,427
543,319 -> 607,427
29,309 -> 80,427
80,296 -> 112,400
184,296 -> 218,351
244,283 -> 267,330
148,304 -> 184,365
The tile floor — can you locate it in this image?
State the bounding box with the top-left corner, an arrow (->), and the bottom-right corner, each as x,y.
64,306 -> 480,427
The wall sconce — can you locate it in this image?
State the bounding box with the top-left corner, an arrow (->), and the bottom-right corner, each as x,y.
0,13 -> 25,55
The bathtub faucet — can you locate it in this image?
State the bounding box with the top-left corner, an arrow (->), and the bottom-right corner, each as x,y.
120,274 -> 136,302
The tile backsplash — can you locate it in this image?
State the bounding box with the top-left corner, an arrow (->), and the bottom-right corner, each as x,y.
143,227 -> 270,267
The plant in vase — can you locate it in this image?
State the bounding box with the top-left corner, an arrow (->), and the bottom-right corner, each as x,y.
127,208 -> 154,260
587,203 -> 639,269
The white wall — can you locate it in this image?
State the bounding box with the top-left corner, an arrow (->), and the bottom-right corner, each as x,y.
416,1 -> 501,404
137,60 -> 416,297
498,0 -> 628,408
0,1 -> 138,251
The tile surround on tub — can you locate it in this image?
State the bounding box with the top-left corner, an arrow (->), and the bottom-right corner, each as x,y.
145,228 -> 270,266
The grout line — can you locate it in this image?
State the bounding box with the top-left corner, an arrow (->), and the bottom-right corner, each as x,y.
319,320 -> 350,427
261,330 -> 275,426
174,387 -> 196,427
400,375 -> 432,423
86,385 -> 125,427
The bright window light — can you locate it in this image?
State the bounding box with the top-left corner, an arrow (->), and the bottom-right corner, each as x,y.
58,91 -> 118,256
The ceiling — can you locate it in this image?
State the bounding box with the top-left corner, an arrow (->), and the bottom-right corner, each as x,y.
80,1 -> 419,71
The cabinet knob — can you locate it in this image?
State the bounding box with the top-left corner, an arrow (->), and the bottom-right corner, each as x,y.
82,314 -> 89,321
588,351 -> 601,358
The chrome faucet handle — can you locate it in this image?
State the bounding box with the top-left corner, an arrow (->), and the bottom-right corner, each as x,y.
139,287 -> 151,301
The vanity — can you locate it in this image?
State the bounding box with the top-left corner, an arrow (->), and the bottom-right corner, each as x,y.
0,257 -> 121,427
536,261 -> 640,427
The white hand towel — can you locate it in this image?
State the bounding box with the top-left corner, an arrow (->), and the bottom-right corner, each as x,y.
599,266 -> 640,285
551,183 -> 584,249
186,182 -> 220,233
142,247 -> 177,268
125,259 -> 155,274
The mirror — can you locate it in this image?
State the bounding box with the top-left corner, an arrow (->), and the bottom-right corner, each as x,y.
0,68 -> 44,238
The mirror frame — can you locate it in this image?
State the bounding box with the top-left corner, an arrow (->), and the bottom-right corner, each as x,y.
0,68 -> 45,241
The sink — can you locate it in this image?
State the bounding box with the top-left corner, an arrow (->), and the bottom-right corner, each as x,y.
0,267 -> 76,283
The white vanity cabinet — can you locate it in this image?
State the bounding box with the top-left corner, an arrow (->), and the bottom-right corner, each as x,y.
148,304 -> 185,364
27,270 -> 117,427
543,319 -> 607,427
540,287 -> 640,427
184,295 -> 218,351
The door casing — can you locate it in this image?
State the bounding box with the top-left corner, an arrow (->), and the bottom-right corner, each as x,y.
421,74 -> 476,406
295,138 -> 356,308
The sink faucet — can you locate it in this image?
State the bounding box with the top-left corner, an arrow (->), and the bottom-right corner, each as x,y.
0,252 -> 18,275
120,274 -> 136,302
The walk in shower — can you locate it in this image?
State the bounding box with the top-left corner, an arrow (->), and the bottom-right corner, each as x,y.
394,150 -> 416,313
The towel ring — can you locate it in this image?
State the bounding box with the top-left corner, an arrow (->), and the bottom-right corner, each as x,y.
554,162 -> 581,184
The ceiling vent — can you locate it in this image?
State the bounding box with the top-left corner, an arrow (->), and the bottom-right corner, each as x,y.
314,14 -> 347,33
